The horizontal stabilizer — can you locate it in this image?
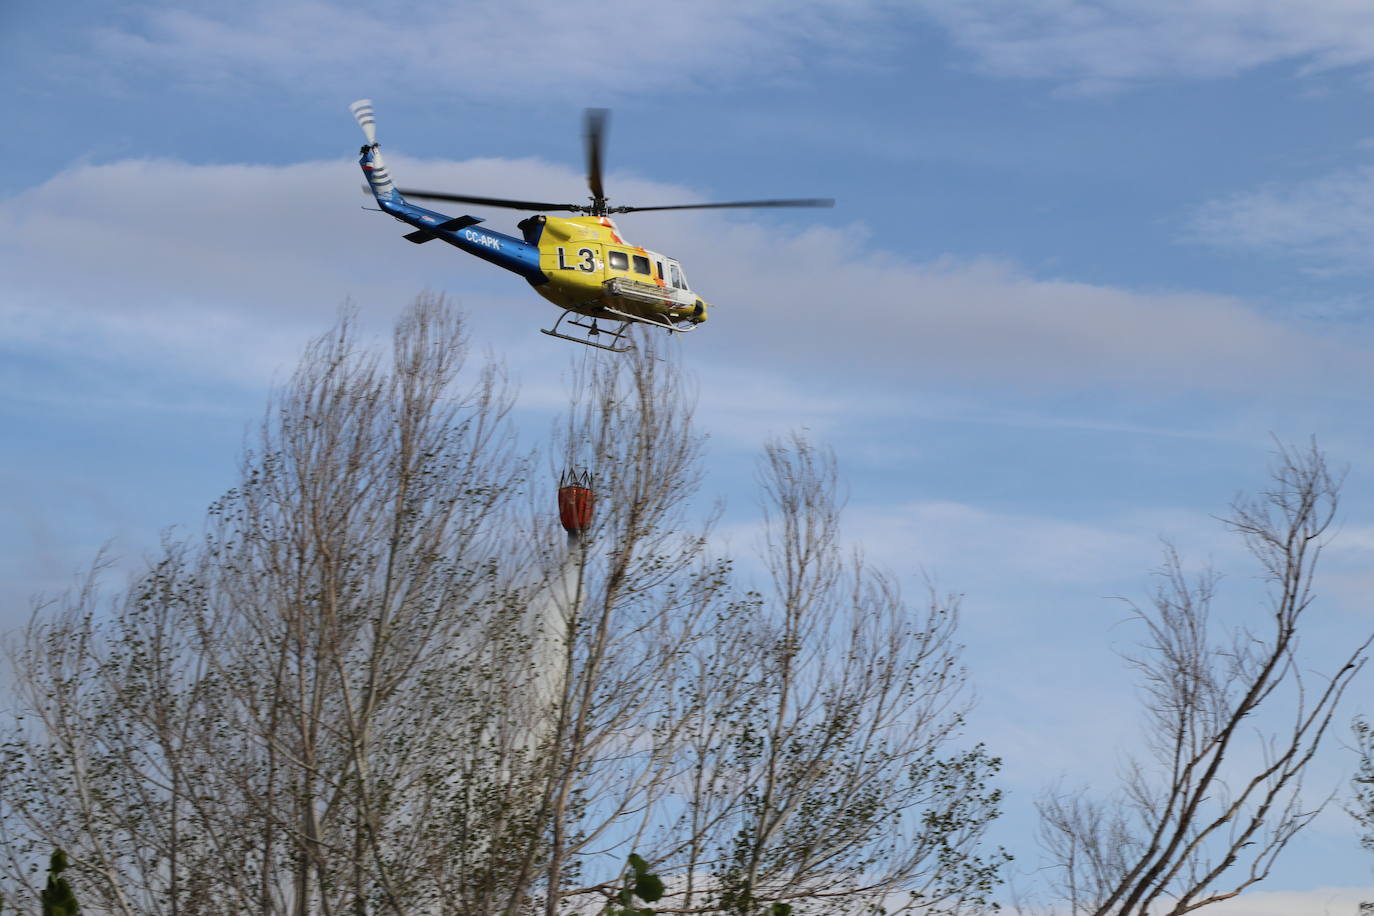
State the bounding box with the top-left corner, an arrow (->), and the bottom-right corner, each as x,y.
402,215 -> 483,244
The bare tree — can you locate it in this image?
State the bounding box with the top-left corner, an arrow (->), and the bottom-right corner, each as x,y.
1,298 -> 537,914
1033,441 -> 1369,916
669,435 -> 1007,916
0,303 -> 1004,915
540,431 -> 1007,916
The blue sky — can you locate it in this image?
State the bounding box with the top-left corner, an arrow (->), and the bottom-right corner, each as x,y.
7,0 -> 1374,910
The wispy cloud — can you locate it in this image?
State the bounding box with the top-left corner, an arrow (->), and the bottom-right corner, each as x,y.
1184,885 -> 1374,915
82,0 -> 902,101
62,0 -> 1374,103
1192,164 -> 1374,273
1007,885 -> 1374,916
845,499 -> 1234,590
915,0 -> 1374,91
2,154 -> 1368,397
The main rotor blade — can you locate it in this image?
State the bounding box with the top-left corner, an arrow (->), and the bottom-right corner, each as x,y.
585,108 -> 608,202
614,198 -> 836,213
396,189 -> 584,212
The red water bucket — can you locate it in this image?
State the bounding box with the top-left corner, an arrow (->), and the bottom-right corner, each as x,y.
558,469 -> 594,533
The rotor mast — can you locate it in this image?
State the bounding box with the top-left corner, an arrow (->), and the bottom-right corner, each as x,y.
584,108 -> 611,217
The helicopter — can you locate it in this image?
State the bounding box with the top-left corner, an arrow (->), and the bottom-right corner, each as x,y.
349,99 -> 833,352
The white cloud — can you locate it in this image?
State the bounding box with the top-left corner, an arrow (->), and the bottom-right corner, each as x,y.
1179,885 -> 1373,916
83,0 -> 899,100
1010,886 -> 1374,916
1193,165 -> 1374,273
914,0 -> 1374,90
834,499 -> 1269,625
846,499 -> 1176,586
82,0 -> 1374,100
63,0 -> 1374,103
668,220 -> 1363,393
1,154 -> 1366,399
0,154 -> 578,386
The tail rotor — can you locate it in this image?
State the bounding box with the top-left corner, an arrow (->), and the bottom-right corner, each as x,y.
350,98 -> 378,146
349,98 -> 398,200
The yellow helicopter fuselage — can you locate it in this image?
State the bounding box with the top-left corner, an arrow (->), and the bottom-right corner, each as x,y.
522,214 -> 708,326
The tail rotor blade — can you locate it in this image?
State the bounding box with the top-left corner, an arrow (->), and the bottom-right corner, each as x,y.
584,108 -> 608,202
350,98 -> 378,145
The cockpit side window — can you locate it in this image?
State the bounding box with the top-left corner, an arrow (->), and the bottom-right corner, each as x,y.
669,263 -> 685,289
656,261 -> 665,281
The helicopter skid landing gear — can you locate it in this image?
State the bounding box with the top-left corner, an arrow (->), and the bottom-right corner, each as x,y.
600,305 -> 700,334
540,311 -> 634,353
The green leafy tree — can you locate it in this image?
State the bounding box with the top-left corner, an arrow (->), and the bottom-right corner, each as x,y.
41,849 -> 78,916
1347,720 -> 1374,916
603,853 -> 664,916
